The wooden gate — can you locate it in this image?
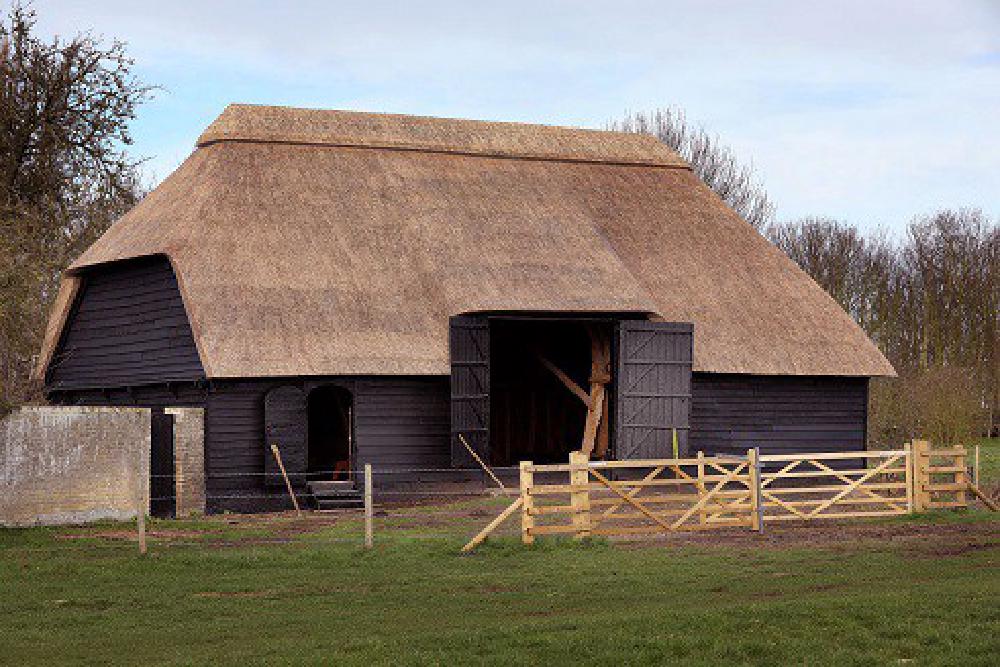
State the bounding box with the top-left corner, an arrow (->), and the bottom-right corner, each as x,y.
518,451 -> 759,542
758,450 -> 911,520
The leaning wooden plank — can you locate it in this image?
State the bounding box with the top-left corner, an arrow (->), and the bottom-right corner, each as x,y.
968,484 -> 999,512
270,444 -> 302,517
461,497 -> 524,553
458,433 -> 506,491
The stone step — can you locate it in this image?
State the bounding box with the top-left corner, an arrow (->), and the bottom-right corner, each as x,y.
308,480 -> 358,495
315,496 -> 365,510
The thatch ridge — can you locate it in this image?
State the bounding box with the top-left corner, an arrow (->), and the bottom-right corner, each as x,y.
197,104 -> 689,167
36,106 -> 895,380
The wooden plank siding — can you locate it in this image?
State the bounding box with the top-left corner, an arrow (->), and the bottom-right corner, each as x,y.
47,256 -> 205,389
48,377 -> 452,512
689,374 -> 869,457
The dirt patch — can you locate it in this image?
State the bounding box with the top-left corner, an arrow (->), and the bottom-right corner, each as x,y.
614,517 -> 1000,555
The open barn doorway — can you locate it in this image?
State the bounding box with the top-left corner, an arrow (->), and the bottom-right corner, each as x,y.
307,385 -> 353,481
489,318 -> 613,466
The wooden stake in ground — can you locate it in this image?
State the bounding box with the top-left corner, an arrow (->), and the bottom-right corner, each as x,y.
270,444 -> 302,517
364,464 -> 373,549
137,508 -> 147,555
136,467 -> 147,555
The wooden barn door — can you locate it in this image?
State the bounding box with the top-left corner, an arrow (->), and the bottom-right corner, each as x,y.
264,386 -> 307,488
450,315 -> 490,467
150,409 -> 176,518
615,321 -> 693,460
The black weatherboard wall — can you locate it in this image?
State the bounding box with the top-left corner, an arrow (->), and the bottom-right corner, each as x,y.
47,256 -> 205,390
689,374 -> 869,457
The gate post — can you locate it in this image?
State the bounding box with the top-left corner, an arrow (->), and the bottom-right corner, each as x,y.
904,441 -> 914,514
569,451 -> 592,539
697,451 -> 706,526
520,461 -> 535,545
912,440 -> 930,511
748,448 -> 763,532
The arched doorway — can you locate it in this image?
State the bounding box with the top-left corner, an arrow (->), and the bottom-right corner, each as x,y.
307,385 -> 353,480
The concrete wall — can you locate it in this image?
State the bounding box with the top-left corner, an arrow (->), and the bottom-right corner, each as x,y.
0,406 -> 151,526
167,407 -> 205,516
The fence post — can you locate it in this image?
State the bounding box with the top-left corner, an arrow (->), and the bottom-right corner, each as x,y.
569,451 -> 591,539
912,439 -> 930,511
955,447 -> 967,507
520,461 -> 535,545
748,447 -> 763,532
974,444 -> 980,487
697,451 -> 706,526
904,441 -> 914,514
137,506 -> 147,555
364,463 -> 373,549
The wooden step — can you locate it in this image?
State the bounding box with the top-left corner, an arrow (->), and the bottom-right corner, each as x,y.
309,480 -> 358,495
315,496 -> 365,510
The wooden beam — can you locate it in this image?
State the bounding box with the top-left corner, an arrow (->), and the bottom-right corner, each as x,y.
461,497 -> 524,553
535,354 -> 591,407
968,483 -> 999,512
579,383 -> 605,456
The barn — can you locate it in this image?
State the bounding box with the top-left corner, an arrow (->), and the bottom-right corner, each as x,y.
34,104 -> 894,513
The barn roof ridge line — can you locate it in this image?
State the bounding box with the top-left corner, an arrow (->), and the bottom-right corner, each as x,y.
195,103 -> 691,168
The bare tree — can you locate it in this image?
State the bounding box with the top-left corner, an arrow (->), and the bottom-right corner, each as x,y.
770,209 -> 998,443
609,108 -> 775,229
0,2 -> 151,413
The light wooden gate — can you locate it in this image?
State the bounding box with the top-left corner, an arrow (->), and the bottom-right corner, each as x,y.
758,449 -> 911,520
518,451 -> 760,542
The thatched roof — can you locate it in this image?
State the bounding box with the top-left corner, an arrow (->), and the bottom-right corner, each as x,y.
37,105 -> 894,379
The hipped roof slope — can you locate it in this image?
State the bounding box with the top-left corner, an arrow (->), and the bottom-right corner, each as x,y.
38,104 -> 894,379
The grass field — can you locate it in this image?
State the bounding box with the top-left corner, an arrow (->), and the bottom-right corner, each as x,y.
972,437 -> 1000,489
2,501 -> 999,666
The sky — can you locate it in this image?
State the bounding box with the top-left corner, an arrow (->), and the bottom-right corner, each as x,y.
34,0 -> 1000,232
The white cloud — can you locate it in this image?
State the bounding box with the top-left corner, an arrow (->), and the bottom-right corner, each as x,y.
33,0 -> 1000,228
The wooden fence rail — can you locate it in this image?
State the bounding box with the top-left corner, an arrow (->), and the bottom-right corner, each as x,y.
461,440 -> 976,551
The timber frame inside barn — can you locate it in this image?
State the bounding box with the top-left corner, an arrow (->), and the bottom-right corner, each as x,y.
35,105 -> 894,513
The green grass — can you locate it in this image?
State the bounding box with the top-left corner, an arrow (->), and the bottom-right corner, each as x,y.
971,437 -> 1000,485
2,510 -> 998,666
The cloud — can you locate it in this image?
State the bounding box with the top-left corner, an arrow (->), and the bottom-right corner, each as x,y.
34,0 -> 1000,228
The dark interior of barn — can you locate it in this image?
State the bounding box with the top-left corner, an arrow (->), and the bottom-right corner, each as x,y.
489,318 -> 612,466
307,385 -> 352,480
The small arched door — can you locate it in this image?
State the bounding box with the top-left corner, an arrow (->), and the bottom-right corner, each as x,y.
264,386 -> 307,488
